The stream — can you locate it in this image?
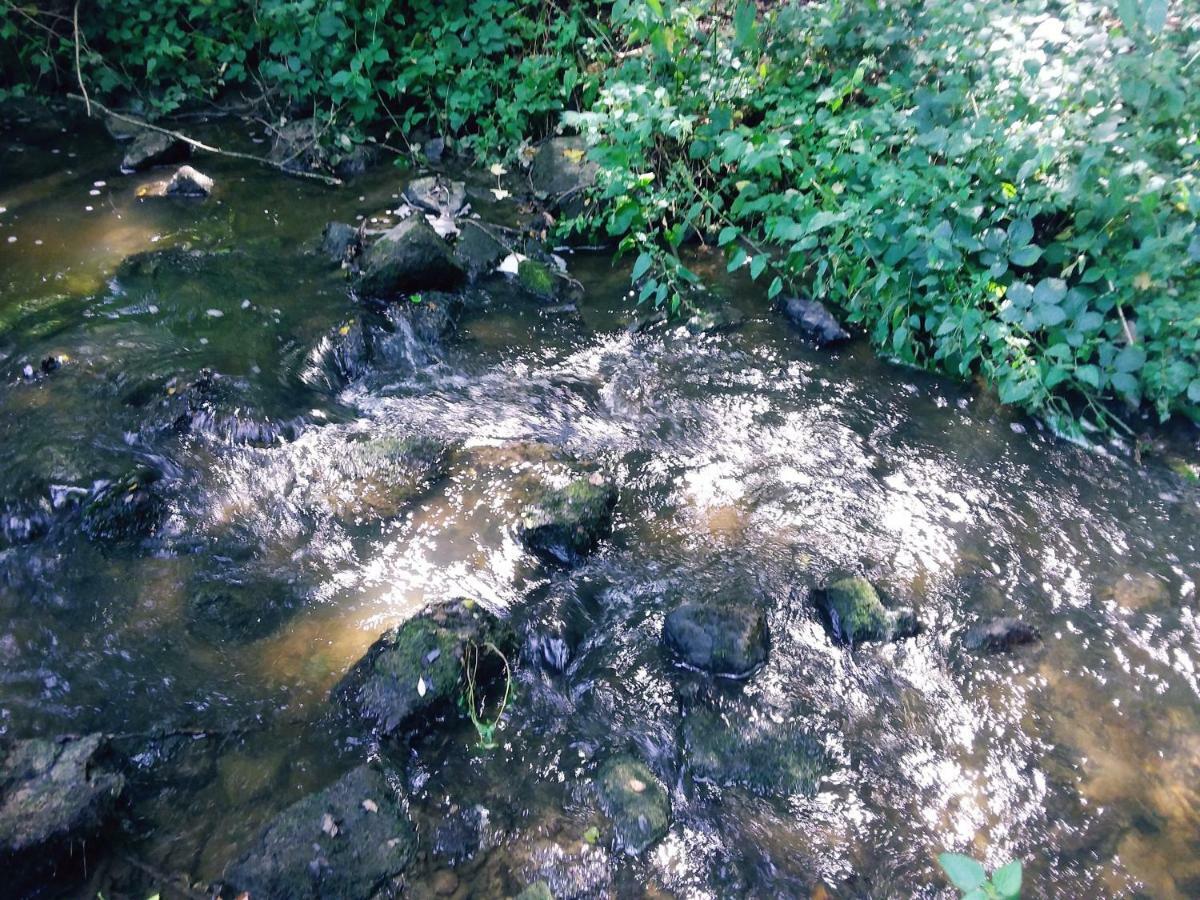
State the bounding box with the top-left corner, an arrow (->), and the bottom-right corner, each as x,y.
2,105 -> 1199,899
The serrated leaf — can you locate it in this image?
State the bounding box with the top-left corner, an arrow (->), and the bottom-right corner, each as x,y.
1114,345 -> 1146,373
938,853 -> 987,891
992,859 -> 1023,898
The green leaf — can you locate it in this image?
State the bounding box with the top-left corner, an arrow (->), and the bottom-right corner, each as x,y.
1008,245 -> 1042,266
992,859 -> 1023,898
1114,345 -> 1146,373
1144,0 -> 1168,34
749,255 -> 767,280
938,853 -> 987,892
718,226 -> 739,247
631,252 -> 653,281
1077,365 -> 1102,389
727,248 -> 748,272
1008,220 -> 1034,248
1189,380 -> 1200,403
768,276 -> 783,299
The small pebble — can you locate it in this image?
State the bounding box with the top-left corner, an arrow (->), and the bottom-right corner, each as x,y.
34,239 -> 43,246
85,205 -> 93,212
93,180 -> 106,187
241,299 -> 251,309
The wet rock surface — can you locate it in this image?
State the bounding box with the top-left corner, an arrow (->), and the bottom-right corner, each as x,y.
1,734 -> 125,893
164,164 -> 213,197
663,601 -> 769,677
320,221 -> 360,264
779,295 -> 850,345
223,763 -> 416,899
404,175 -> 467,218
454,220 -> 508,279
186,576 -> 301,644
963,616 -> 1040,653
530,137 -> 597,214
334,599 -> 518,737
122,129 -> 190,171
357,216 -> 467,297
818,576 -> 918,645
681,706 -> 828,797
318,433 -> 451,524
80,468 -> 165,541
518,475 -> 617,565
594,755 -> 670,855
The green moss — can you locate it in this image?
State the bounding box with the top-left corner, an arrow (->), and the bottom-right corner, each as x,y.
823,576 -> 890,644
518,476 -> 617,564
517,258 -> 556,299
682,707 -> 828,797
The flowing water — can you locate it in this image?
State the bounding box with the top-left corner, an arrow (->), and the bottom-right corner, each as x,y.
2,106 -> 1199,899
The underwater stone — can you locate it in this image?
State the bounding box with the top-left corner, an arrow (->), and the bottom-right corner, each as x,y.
321,434 -> 451,524
517,475 -> 618,565
1,734 -> 125,895
268,118 -> 326,173
779,295 -> 850,345
333,599 -> 517,737
594,755 -> 670,855
186,577 -> 300,644
164,164 -> 213,197
80,468 -> 164,541
514,881 -> 555,900
962,616 -> 1040,653
121,129 -> 190,172
224,763 -> 416,899
819,575 -> 918,645
663,601 -> 768,677
356,216 -> 466,298
681,706 -> 828,797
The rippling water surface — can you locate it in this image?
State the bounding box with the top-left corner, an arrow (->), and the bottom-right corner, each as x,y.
2,106 -> 1199,899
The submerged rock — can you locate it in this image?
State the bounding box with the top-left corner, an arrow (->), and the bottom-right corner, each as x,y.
962,617 -> 1040,653
268,118 -> 324,173
663,601 -> 768,677
136,369 -> 304,445
186,577 -> 301,644
164,164 -> 213,197
1,734 -> 125,894
223,763 -> 416,899
333,599 -> 517,737
320,221 -> 360,265
530,136 -> 597,215
356,216 -> 466,298
122,129 -> 190,171
594,755 -> 670,855
80,468 -> 164,541
403,175 -> 467,217
681,706 -> 828,797
517,475 -> 618,565
321,434 -> 451,524
383,291 -> 464,346
779,296 -> 850,345
818,576 -> 918,645
515,881 -> 555,900
454,220 -> 507,279
685,306 -> 744,335
1097,572 -> 1171,611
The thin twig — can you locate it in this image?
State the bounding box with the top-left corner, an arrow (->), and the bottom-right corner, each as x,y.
67,94 -> 344,186
72,1 -> 90,117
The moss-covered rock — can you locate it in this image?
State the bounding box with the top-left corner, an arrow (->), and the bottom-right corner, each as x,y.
594,755 -> 670,855
1,734 -> 125,895
80,468 -> 164,541
333,599 -> 517,737
518,475 -> 618,565
517,258 -> 556,299
223,763 -> 416,899
663,601 -> 768,677
514,880 -> 555,900
818,576 -> 918,645
356,216 -> 466,298
681,707 -> 828,798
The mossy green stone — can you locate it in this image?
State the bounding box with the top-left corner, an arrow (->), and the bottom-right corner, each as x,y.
514,882 -> 555,900
518,476 -> 617,564
682,707 -> 828,797
595,755 -> 670,855
517,258 -> 556,299
820,576 -> 918,644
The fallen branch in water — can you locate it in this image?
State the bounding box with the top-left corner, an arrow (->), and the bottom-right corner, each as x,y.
67,94 -> 344,186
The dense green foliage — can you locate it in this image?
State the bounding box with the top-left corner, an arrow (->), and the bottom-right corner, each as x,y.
3,0 -> 1198,435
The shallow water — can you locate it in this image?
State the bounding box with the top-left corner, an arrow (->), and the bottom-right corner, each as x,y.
2,106 -> 1199,899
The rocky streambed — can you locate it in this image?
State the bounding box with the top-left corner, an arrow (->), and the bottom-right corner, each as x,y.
1,104 -> 1199,899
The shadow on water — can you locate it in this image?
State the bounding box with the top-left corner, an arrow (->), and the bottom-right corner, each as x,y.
1,105 -> 1199,899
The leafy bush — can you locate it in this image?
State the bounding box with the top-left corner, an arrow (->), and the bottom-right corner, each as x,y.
564,0 -> 1200,436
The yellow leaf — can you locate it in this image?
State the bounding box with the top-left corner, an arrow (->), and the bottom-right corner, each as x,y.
338,325 -> 350,335
562,148 -> 586,164
1133,271 -> 1152,290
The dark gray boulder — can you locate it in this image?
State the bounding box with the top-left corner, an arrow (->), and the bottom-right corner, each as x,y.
381,291 -> 464,346
454,220 -> 507,279
681,706 -> 828,797
1,734 -> 125,895
663,601 -> 768,677
164,164 -> 213,197
779,296 -> 850,345
356,217 -> 466,298
223,763 -> 416,899
80,468 -> 164,541
962,617 -> 1040,653
818,575 -> 919,646
269,119 -> 324,173
122,129 -> 190,172
530,137 -> 598,214
517,474 -> 618,565
186,577 -> 301,644
333,599 -> 517,737
320,222 -> 360,265
594,755 -> 670,855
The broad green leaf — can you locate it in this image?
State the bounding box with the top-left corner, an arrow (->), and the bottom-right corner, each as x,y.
1008,220 -> 1034,248
1114,345 -> 1146,373
768,276 -> 783,299
1144,0 -> 1168,34
1189,380 -> 1200,403
938,853 -> 987,891
750,255 -> 767,280
1008,245 -> 1042,266
631,252 -> 653,281
992,859 -> 1023,898
727,248 -> 748,272
718,226 -> 739,247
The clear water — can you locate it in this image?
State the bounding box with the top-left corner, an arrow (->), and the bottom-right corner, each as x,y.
2,105 -> 1199,899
